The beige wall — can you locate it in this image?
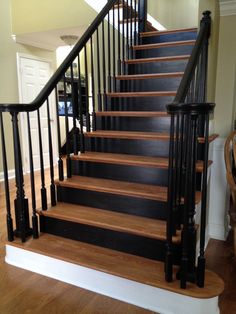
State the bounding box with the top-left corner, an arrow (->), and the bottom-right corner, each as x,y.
0,0 -> 56,172
148,0 -> 199,29
214,15 -> 236,137
11,0 -> 96,34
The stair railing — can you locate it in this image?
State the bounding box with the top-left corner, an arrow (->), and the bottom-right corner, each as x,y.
0,0 -> 146,243
165,11 -> 214,289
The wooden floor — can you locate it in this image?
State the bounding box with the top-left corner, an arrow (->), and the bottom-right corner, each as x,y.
0,170 -> 235,313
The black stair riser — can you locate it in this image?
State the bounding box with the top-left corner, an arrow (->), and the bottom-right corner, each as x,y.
40,216 -> 181,264
141,31 -> 197,45
57,186 -> 168,220
127,60 -> 188,75
107,96 -> 174,111
85,138 -> 169,157
72,160 -> 168,186
96,116 -> 170,132
134,45 -> 194,59
117,77 -> 182,92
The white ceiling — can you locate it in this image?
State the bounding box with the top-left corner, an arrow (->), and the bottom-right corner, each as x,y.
14,24 -> 89,51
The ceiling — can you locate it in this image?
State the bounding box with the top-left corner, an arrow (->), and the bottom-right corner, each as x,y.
13,25 -> 89,51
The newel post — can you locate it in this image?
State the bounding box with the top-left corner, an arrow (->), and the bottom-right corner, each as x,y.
11,112 -> 32,242
138,0 -> 147,34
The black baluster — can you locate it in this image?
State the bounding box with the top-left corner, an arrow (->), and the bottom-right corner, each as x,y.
134,0 -> 137,46
0,112 -> 14,241
113,5 -> 117,90
84,45 -> 91,131
197,113 -> 209,287
165,113 -> 175,282
37,109 -> 47,210
70,64 -> 79,156
26,112 -> 38,238
122,0 -> 125,73
130,0 -> 133,57
102,21 -> 107,111
117,0 -> 121,74
78,54 -> 85,153
90,36 -> 96,130
96,29 -> 102,110
180,114 -> 191,289
107,11 -> 112,91
55,86 -> 64,181
126,0 -> 129,59
46,98 -> 56,206
12,112 -> 32,242
63,74 -> 72,178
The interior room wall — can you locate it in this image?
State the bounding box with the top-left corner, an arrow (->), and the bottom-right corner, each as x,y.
0,0 -> 56,173
11,0 -> 96,34
147,0 -> 199,30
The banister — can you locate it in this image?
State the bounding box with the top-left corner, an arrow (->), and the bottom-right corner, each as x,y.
0,0 -> 117,113
173,11 -> 211,105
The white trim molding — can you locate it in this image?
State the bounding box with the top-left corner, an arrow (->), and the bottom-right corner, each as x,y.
208,137 -> 230,241
6,245 -> 220,314
220,0 -> 236,16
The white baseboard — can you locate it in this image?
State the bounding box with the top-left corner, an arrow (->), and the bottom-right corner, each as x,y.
5,245 -> 220,314
0,169 -> 15,182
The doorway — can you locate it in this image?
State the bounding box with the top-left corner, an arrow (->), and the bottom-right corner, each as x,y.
17,53 -> 57,173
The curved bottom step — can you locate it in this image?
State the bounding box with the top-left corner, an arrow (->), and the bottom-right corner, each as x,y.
6,234 -> 224,314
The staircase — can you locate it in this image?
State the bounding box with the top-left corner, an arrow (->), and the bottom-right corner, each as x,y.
0,1 -> 224,313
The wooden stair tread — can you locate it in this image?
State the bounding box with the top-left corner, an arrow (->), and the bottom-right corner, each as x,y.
106,91 -> 177,97
38,203 -> 180,243
96,111 -> 169,117
125,55 -> 190,64
84,130 -> 170,140
55,175 -> 201,203
116,72 -> 184,80
140,27 -> 198,37
56,175 -> 168,201
10,234 -> 224,299
84,130 -> 218,144
72,152 -> 213,172
133,40 -> 196,50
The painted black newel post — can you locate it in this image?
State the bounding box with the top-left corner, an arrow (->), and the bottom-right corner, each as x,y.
138,0 -> 147,35
0,112 -> 14,241
11,112 -> 32,242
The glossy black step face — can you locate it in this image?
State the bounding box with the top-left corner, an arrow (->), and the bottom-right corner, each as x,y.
96,116 -> 170,132
134,44 -> 194,59
72,160 -> 168,186
117,76 -> 181,92
127,60 -> 188,75
141,31 -> 197,45
57,185 -> 168,220
107,96 -> 174,111
40,215 -> 181,264
85,138 -> 169,157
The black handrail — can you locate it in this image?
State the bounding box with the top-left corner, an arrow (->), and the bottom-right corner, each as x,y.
173,11 -> 211,104
0,0 -> 117,113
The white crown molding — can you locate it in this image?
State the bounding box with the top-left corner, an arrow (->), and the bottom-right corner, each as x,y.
220,0 -> 236,16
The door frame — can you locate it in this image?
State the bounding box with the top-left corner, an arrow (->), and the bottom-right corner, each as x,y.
16,53 -> 57,173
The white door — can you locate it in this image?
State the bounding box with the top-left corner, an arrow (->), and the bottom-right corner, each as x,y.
17,54 -> 56,172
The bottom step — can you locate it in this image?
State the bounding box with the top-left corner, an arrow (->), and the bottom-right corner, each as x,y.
6,234 -> 223,314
